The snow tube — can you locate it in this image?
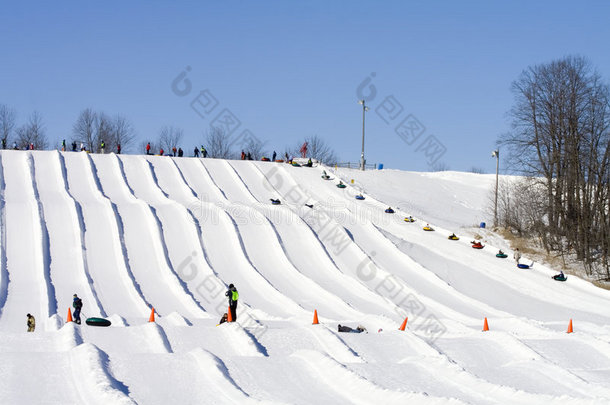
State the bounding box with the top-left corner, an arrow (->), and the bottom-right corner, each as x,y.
321,175 -> 331,180
270,200 -> 281,205
517,263 -> 530,269
496,253 -> 508,258
385,209 -> 395,214
337,184 -> 346,188
355,195 -> 365,200
291,162 -> 301,167
448,236 -> 459,240
404,218 -> 415,223
261,157 -> 270,162
85,317 -> 112,327
275,159 -> 284,163
423,226 -> 434,231
472,244 -> 484,249
552,275 -> 567,282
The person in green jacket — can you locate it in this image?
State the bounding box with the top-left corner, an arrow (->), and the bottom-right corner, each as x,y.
225,284 -> 239,322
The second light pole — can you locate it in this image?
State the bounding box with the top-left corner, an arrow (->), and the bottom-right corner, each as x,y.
492,149 -> 500,227
359,99 -> 369,170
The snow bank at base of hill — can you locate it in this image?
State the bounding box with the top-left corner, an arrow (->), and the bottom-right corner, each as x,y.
69,343 -> 135,405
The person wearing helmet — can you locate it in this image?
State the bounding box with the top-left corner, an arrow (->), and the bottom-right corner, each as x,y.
225,284 -> 239,322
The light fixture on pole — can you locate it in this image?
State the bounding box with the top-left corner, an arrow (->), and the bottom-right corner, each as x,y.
491,149 -> 499,227
359,99 -> 369,171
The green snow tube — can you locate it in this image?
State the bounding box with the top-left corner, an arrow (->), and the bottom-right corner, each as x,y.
552,275 -> 568,282
85,317 -> 112,327
496,253 -> 508,258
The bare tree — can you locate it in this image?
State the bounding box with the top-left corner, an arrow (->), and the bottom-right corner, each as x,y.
72,108 -> 97,151
0,104 -> 16,148
95,113 -> 114,153
112,114 -> 136,153
502,56 -> 610,276
15,111 -> 48,149
245,137 -> 267,160
158,125 -> 184,156
292,135 -> 338,164
431,161 -> 450,172
204,127 -> 233,158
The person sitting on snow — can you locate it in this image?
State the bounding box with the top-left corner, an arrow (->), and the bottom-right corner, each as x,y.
218,313 -> 228,325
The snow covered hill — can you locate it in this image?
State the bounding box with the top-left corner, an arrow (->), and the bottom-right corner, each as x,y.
1,150 -> 609,404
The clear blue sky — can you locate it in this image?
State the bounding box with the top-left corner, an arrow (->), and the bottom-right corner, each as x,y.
1,1 -> 609,172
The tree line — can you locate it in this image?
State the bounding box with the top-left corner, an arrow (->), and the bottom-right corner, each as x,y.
0,105 -> 339,163
499,56 -> 609,278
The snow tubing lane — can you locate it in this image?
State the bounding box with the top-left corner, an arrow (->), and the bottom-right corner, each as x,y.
86,317 -> 112,327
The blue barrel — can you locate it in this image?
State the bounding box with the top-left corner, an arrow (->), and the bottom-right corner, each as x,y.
480,222 -> 486,228
378,163 -> 384,170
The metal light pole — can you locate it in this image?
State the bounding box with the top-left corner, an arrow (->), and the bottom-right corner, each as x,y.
359,99 -> 369,170
492,149 -> 499,227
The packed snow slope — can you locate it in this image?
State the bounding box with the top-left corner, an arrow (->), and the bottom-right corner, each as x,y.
1,150 -> 610,405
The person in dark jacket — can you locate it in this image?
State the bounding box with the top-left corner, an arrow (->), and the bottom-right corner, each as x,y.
218,313 -> 228,325
337,324 -> 366,333
225,284 -> 238,322
73,294 -> 83,325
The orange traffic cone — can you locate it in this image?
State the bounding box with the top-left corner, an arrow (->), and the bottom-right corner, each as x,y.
227,306 -> 233,323
148,307 -> 155,323
67,308 -> 73,323
483,317 -> 489,331
567,319 -> 573,334
312,310 -> 319,325
399,317 -> 408,331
